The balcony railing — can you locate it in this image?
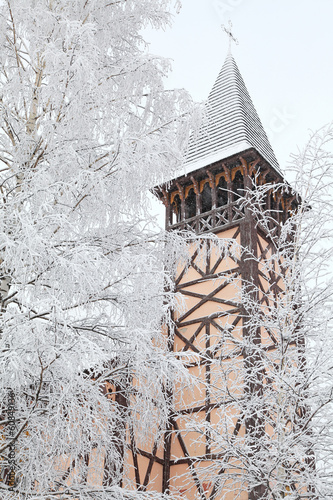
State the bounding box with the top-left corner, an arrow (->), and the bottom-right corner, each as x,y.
168,201 -> 245,234
168,201 -> 283,237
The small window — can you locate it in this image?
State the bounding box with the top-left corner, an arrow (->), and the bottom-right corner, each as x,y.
217,176 -> 228,207
185,188 -> 196,219
201,182 -> 212,213
270,193 -> 276,219
171,194 -> 181,224
232,170 -> 244,201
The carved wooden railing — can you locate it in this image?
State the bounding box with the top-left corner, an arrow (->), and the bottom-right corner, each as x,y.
168,201 -> 284,237
168,201 -> 245,234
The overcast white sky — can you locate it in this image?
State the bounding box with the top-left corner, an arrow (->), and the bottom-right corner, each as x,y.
145,0 -> 333,173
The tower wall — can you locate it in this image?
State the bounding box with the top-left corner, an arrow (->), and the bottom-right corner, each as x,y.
168,223 -> 246,500
124,152 -> 299,499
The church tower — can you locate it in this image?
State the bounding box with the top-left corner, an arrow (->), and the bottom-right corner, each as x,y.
125,51 -> 307,499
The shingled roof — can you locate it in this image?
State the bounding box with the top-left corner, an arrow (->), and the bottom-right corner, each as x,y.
182,52 -> 282,176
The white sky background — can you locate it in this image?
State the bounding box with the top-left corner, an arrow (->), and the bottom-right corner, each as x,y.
144,0 -> 333,173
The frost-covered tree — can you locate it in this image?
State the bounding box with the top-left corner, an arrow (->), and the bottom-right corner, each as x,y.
0,1 -> 194,498
245,124 -> 333,499
1,1 -> 333,498
286,123 -> 333,499
184,124 -> 333,499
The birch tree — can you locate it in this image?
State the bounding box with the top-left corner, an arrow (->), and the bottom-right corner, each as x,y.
184,124 -> 333,499
0,0 -> 194,498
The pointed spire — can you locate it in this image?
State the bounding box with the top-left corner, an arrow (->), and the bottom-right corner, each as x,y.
184,53 -> 281,176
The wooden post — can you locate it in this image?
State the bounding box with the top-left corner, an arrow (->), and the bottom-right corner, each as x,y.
240,161 -> 267,500
191,176 -> 201,233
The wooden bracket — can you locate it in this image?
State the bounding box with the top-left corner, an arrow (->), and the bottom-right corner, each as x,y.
176,182 -> 185,200
222,163 -> 231,183
239,156 -> 248,176
206,170 -> 215,189
190,176 -> 200,195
